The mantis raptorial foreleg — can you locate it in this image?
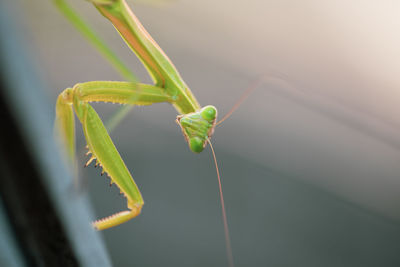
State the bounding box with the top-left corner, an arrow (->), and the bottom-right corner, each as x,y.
56,81 -> 172,230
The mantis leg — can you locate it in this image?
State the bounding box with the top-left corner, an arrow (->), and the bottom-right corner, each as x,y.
56,88 -> 76,161
55,81 -> 173,230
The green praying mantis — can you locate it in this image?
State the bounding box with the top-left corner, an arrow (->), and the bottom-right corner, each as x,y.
54,0 -> 237,264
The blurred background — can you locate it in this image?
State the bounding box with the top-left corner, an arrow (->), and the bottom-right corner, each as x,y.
10,0 -> 400,266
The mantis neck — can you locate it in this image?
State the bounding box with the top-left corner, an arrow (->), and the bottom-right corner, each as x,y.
93,0 -> 201,114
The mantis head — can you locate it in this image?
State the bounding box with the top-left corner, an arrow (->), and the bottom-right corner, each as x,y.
176,105 -> 218,153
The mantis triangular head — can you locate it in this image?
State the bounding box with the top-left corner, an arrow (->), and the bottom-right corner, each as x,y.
176,105 -> 218,153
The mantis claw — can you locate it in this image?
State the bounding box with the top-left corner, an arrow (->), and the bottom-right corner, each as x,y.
92,205 -> 142,231
85,156 -> 96,167
56,81 -> 172,229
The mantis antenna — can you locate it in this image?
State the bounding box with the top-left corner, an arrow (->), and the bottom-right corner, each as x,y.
207,138 -> 234,267
217,72 -> 295,126
216,78 -> 262,126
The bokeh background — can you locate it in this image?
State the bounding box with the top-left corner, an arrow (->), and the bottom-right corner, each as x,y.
12,0 -> 400,266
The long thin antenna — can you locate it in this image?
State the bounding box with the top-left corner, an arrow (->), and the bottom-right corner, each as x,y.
216,77 -> 263,126
217,72 -> 298,126
207,139 -> 234,267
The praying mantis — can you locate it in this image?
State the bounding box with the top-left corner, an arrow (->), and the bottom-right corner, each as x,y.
54,0 -> 235,265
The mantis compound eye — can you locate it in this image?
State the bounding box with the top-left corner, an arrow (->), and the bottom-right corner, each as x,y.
201,105 -> 217,121
189,137 -> 204,153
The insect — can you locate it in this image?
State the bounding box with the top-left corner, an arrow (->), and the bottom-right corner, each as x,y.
54,0 -> 238,265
